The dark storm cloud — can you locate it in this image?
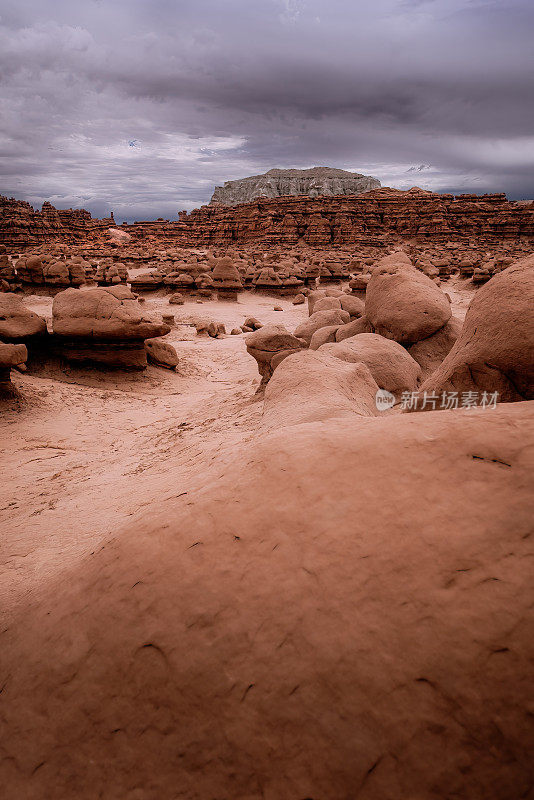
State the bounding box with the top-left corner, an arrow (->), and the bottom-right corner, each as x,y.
0,0 -> 533,222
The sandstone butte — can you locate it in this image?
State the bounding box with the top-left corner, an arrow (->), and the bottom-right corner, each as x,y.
1,187 -> 534,250
209,166 -> 381,205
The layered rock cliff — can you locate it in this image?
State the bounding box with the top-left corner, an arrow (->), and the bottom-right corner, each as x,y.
0,196 -> 114,249
209,167 -> 381,206
179,188 -> 534,247
1,188 -> 533,251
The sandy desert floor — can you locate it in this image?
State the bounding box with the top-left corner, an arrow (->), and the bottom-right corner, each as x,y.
2,271 -> 533,800
0,281 -> 473,614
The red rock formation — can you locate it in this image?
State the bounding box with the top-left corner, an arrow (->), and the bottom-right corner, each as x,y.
52,286 -> 170,369
0,196 -> 113,249
1,188 -> 533,252
0,341 -> 27,394
174,189 -> 534,248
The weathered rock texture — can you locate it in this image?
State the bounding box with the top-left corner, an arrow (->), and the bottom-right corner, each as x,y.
245,324 -> 304,390
144,337 -> 179,369
262,350 -> 380,428
293,308 -> 350,345
1,395 -> 532,799
0,294 -> 47,342
415,255 -> 534,403
0,341 -> 27,392
52,287 -> 170,369
365,252 -> 452,344
0,196 -> 114,248
211,256 -> 243,299
319,333 -> 422,398
408,317 -> 463,378
178,188 -> 534,248
209,167 -> 381,206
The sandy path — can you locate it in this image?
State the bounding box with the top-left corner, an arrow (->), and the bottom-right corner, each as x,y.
0,292 -> 308,612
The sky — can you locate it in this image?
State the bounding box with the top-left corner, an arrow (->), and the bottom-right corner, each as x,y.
0,0 -> 533,223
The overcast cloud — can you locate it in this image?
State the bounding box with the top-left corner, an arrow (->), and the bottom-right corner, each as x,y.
1,0 -> 533,222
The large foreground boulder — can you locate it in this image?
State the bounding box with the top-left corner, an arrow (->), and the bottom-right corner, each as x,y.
1,401 -> 532,798
416,256 -> 534,403
52,287 -> 170,369
319,333 -> 421,398
262,349 -> 380,430
365,255 -> 451,343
